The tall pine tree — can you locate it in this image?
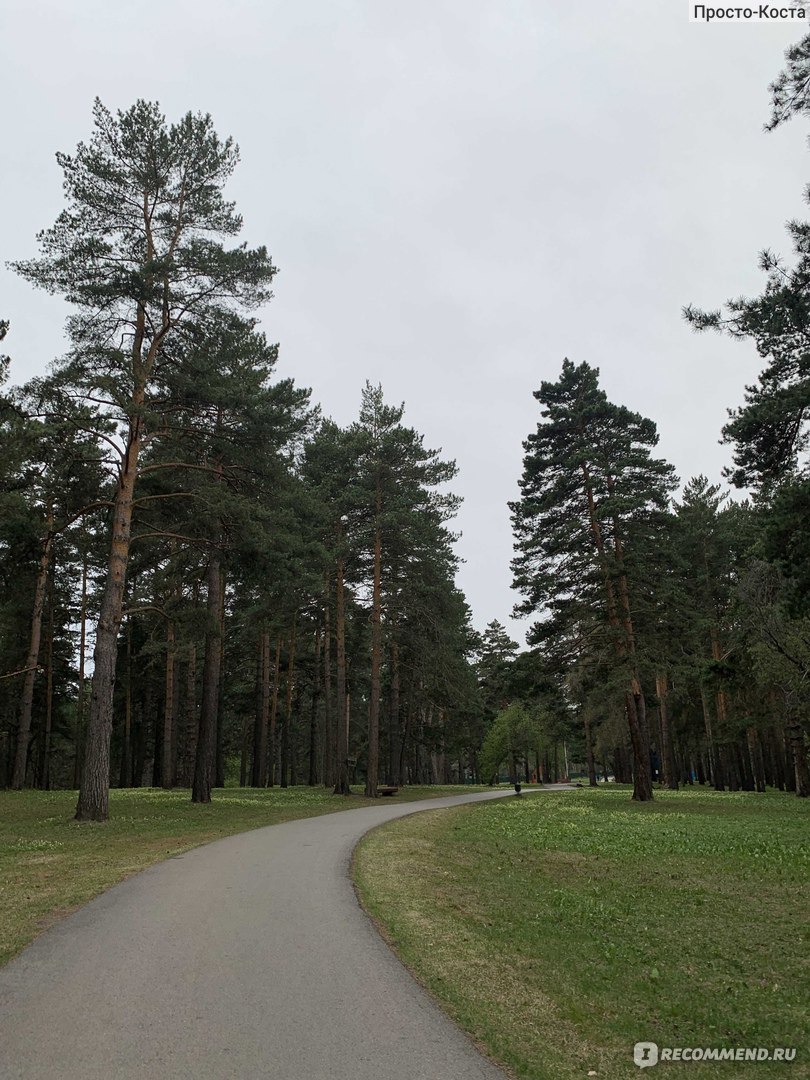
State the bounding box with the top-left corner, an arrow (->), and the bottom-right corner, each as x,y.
510,359 -> 677,801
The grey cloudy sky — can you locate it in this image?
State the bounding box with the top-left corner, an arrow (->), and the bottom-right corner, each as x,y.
2,1 -> 808,644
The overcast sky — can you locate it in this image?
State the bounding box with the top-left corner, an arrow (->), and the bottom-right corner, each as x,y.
3,1 -> 808,644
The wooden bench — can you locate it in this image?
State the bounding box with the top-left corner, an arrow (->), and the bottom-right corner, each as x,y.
377,785 -> 399,796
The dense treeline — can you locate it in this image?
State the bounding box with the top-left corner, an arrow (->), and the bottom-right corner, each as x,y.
498,36 -> 810,801
0,302 -> 481,809
506,362 -> 809,801
0,102 -> 482,819
2,33 -> 810,816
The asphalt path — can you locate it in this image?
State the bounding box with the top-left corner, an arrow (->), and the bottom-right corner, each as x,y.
0,785 -> 573,1079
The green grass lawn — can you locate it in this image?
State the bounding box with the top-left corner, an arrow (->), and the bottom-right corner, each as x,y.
0,783 -> 486,968
354,787 -> 810,1080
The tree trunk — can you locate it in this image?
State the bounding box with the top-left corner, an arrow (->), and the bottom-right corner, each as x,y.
711,633 -> 736,792
784,711 -> 810,798
280,621 -> 296,789
192,554 -> 223,804
583,711 -> 597,787
308,628 -> 321,786
388,638 -> 401,786
161,620 -> 175,789
366,497 -> 382,798
701,687 -> 724,790
581,464 -> 652,800
322,598 -> 334,789
694,755 -> 705,785
119,619 -> 133,789
40,567 -> 55,791
215,566 -> 226,788
398,691 -> 413,787
252,627 -> 270,787
614,543 -> 651,798
181,647 -> 198,787
73,551 -> 88,790
656,672 -> 678,790
239,711 -> 250,788
333,553 -> 350,795
747,727 -> 766,793
267,638 -> 282,787
737,741 -> 754,791
76,420 -> 143,821
626,686 -> 653,800
290,681 -> 303,786
11,511 -> 54,789
132,684 -> 148,788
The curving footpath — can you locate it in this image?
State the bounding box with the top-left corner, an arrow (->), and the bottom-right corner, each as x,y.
0,786 -> 571,1079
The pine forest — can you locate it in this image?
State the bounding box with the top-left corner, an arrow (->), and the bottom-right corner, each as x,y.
2,73 -> 809,824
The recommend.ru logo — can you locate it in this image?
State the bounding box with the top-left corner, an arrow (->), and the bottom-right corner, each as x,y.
633,1042 -> 797,1067
634,1043 -> 659,1068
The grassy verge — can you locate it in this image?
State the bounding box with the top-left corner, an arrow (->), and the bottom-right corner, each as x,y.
354,787 -> 810,1080
0,783 -> 486,967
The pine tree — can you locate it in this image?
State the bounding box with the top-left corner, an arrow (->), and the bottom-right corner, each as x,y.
11,100 -> 276,819
476,620 -> 519,719
510,359 -> 677,801
350,383 -> 458,796
684,35 -> 810,491
6,388 -> 105,788
301,420 -> 365,794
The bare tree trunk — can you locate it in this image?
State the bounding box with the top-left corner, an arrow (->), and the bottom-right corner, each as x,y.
615,545 -> 651,798
626,686 -> 653,800
280,618 -> 296,789
345,690 -> 352,782
119,619 -> 133,789
132,684 -> 149,788
181,646 -> 198,787
252,627 -> 269,787
768,725 -> 786,790
322,599 -> 334,789
162,620 -> 175,789
76,420 -> 143,821
11,511 -> 54,789
192,555 -> 223,804
40,568 -> 55,791
747,727 -> 766,793
701,687 -> 724,790
366,496 -> 382,798
73,551 -> 88,790
215,566 -> 226,789
781,726 -> 796,792
309,628 -> 321,786
656,672 -> 678,790
333,552 -> 350,795
388,638 -> 401,786
737,742 -> 754,791
784,708 -> 810,798
268,638 -> 282,787
239,712 -> 250,788
583,711 -> 597,787
398,694 -> 412,787
581,464 -> 652,800
711,635 -> 737,792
